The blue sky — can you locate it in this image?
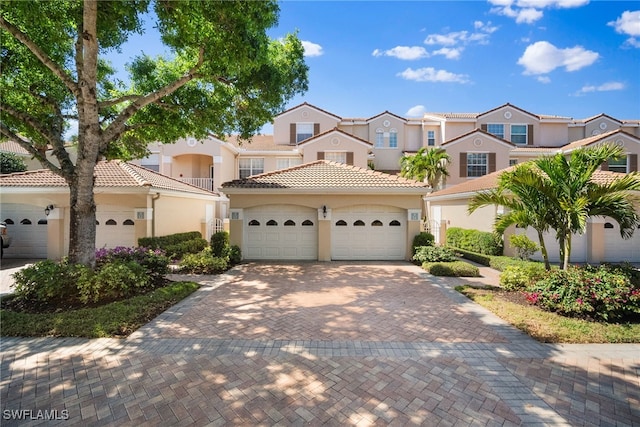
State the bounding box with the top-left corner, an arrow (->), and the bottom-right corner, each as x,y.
266,0 -> 640,122
109,0 -> 640,127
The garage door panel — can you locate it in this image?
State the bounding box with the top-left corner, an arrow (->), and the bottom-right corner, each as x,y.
331,205 -> 406,260
244,206 -> 318,260
0,204 -> 48,258
603,221 -> 640,263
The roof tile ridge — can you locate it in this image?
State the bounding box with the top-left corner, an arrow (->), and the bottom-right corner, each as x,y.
117,161 -> 151,186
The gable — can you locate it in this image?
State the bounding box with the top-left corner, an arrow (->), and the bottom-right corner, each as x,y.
477,103 -> 539,120
441,129 -> 515,150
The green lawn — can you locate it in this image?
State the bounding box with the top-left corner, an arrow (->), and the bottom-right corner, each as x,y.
457,285 -> 640,343
0,281 -> 199,338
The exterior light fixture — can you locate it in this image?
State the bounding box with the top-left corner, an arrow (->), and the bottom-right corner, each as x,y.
44,205 -> 54,216
322,205 -> 327,218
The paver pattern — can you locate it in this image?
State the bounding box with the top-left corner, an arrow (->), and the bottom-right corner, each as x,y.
1,261 -> 639,426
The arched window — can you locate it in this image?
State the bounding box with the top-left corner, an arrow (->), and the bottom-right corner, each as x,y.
4,219 -> 14,225
302,220 -> 314,226
123,219 -> 135,225
37,219 -> 48,225
284,220 -> 296,226
266,219 -> 278,226
336,220 -> 347,226
604,222 -> 614,229
375,128 -> 384,148
354,220 -> 365,226
20,219 -> 32,225
389,220 -> 401,226
371,220 -> 383,226
96,220 -> 100,225
248,220 -> 260,226
106,219 -> 117,225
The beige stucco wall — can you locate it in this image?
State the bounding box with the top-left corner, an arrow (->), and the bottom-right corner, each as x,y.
300,134 -> 369,168
442,136 -> 512,186
153,194 -> 214,237
430,200 -> 498,235
537,122 -> 569,147
273,105 -> 340,145
443,122 -> 475,142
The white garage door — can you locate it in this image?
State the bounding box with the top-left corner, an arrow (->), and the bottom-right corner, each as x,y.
0,204 -> 48,258
332,205 -> 406,260
603,221 -> 640,263
96,207 -> 136,249
244,205 -> 318,260
517,227 -> 588,263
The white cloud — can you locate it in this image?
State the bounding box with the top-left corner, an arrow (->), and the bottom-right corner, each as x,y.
517,41 -> 599,75
608,10 -> 640,48
537,76 -> 551,83
301,40 -> 323,57
406,105 -> 427,117
489,0 -> 588,24
372,46 -> 429,60
577,81 -> 625,94
424,31 -> 469,46
432,47 -> 464,60
397,67 -> 470,83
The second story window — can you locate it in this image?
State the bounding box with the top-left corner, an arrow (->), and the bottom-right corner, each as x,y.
375,129 -> 384,148
487,124 -> 504,139
427,130 -> 435,146
324,151 -> 347,164
389,129 -> 398,148
607,156 -> 627,173
511,125 -> 528,144
467,153 -> 488,177
239,158 -> 264,179
296,123 -> 314,143
276,157 -> 302,170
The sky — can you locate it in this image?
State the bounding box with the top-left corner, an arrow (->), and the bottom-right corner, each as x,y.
109,0 -> 640,129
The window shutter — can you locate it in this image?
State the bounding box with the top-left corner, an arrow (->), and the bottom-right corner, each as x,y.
290,123 -> 297,145
346,152 -> 354,165
313,123 -> 320,135
459,153 -> 467,177
629,154 -> 638,172
317,151 -> 325,160
600,161 -> 609,171
527,125 -> 534,146
488,153 -> 496,173
480,124 -> 487,132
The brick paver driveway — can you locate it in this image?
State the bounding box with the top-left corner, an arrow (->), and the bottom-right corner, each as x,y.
1,262 -> 639,426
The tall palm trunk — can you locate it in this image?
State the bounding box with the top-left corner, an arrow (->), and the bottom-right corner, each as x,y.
536,229 -> 551,270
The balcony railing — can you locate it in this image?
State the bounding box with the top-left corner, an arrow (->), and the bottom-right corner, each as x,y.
180,178 -> 215,192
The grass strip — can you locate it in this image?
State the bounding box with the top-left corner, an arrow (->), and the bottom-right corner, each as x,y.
457,285 -> 640,343
0,281 -> 199,338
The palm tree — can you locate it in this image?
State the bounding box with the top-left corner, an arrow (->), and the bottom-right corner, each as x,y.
529,143 -> 640,269
469,164 -> 555,269
470,144 -> 640,270
400,147 -> 451,189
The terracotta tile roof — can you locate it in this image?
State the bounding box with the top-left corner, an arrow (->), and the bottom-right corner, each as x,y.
425,112 -> 478,120
427,166 -> 633,199
298,128 -> 373,147
0,160 -> 217,195
561,129 -> 637,152
366,110 -> 407,123
221,160 -> 428,191
441,128 -> 515,148
511,147 -> 561,154
224,135 -> 292,151
574,113 -> 622,124
0,141 -> 31,155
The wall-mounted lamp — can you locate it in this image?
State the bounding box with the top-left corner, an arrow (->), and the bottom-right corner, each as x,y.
44,204 -> 55,216
322,205 -> 327,219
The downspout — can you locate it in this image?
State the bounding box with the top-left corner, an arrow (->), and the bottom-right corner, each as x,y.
151,192 -> 160,237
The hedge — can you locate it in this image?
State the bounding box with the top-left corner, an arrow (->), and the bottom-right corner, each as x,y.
445,227 -> 503,256
451,247 -> 544,272
138,231 -> 207,259
422,261 -> 480,277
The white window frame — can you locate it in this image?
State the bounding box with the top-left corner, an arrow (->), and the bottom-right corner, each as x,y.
467,152 -> 488,178
510,124 -> 528,145
276,157 -> 302,170
238,158 -> 264,179
296,123 -> 314,143
427,130 -> 435,146
487,124 -> 504,139
375,128 -> 384,148
389,129 -> 398,148
324,151 -> 347,164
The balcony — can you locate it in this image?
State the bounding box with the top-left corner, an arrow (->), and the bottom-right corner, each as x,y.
179,178 -> 215,192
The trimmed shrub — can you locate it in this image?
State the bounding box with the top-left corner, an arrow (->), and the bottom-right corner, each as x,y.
446,227 -> 502,256
509,234 -> 539,260
95,246 -> 169,286
499,263 -> 547,291
179,249 -> 228,274
138,231 -> 202,249
524,266 -> 640,321
413,246 -> 457,263
163,238 -> 208,260
412,232 -> 435,254
229,245 -> 242,265
79,261 -> 149,304
422,261 -> 480,277
211,231 -> 230,258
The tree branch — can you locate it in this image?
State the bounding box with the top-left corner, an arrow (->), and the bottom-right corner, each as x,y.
98,94 -> 141,109
0,15 -> 78,96
0,104 -> 59,147
0,124 -> 63,175
101,47 -> 206,147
